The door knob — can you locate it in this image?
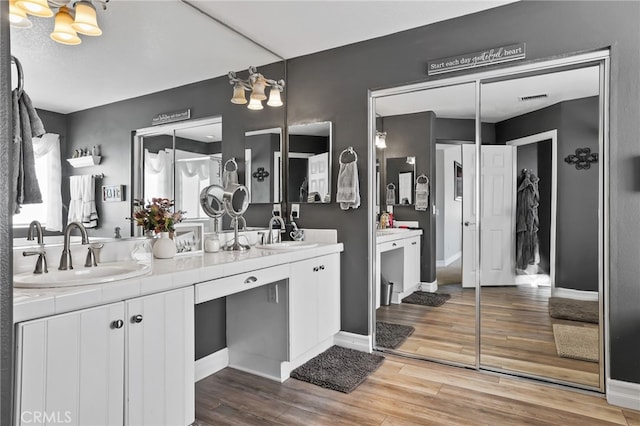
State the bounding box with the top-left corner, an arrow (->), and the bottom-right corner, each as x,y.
132,314 -> 143,324
464,221 -> 476,227
111,319 -> 124,329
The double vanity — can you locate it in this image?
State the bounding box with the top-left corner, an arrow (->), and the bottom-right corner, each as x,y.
12,234 -> 343,426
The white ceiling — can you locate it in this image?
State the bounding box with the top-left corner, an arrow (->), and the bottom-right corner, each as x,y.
375,66 -> 601,122
10,0 -> 515,114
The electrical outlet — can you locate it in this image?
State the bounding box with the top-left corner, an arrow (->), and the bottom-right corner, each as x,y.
272,203 -> 281,217
291,203 -> 300,220
268,284 -> 279,303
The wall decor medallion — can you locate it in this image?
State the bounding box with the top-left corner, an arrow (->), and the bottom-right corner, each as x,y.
564,148 -> 598,170
252,167 -> 270,182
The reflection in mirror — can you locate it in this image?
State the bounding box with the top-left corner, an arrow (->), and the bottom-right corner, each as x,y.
288,121 -> 332,203
244,128 -> 282,204
479,65 -> 603,389
134,117 -> 222,234
385,157 -> 416,206
374,82 -> 477,368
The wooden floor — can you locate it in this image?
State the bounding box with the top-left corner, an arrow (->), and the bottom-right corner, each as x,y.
194,354 -> 639,425
377,282 -> 600,388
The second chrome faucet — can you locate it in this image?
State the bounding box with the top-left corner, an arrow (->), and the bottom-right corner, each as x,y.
59,222 -> 89,270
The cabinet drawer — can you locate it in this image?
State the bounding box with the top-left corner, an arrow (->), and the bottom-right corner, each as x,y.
195,264 -> 290,303
377,239 -> 404,254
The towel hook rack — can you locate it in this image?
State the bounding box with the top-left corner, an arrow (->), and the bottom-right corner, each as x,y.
339,146 -> 358,164
224,157 -> 238,172
92,173 -> 105,179
11,55 -> 24,98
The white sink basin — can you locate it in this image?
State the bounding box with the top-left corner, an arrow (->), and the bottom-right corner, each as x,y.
14,261 -> 152,288
376,228 -> 408,236
256,241 -> 319,250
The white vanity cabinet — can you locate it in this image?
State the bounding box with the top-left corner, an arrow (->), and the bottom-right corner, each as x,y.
289,253 -> 341,359
376,231 -> 422,307
14,286 -> 194,426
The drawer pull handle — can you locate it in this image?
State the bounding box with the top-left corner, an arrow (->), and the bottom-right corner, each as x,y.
111,319 -> 124,329
132,314 -> 143,324
319,265 -> 325,270
392,243 -> 397,247
313,266 -> 319,272
244,276 -> 258,284
412,242 -> 417,245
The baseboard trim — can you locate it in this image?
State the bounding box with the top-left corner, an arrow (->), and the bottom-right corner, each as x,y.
607,378 -> 640,410
552,287 -> 599,301
334,331 -> 372,353
195,348 -> 229,382
436,251 -> 461,267
421,280 -> 438,293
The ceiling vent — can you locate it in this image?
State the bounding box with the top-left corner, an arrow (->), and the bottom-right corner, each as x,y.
519,93 -> 549,101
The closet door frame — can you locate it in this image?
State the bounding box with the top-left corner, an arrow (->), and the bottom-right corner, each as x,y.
368,49 -> 609,392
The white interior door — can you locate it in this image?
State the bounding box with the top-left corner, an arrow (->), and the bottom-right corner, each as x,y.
462,144 -> 477,288
308,152 -> 328,200
462,145 -> 516,287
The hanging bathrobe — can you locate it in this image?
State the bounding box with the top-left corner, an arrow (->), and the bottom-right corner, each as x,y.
516,169 -> 540,269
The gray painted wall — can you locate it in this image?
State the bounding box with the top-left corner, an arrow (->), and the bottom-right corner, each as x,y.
1,1 -> 14,422
496,97 -> 599,291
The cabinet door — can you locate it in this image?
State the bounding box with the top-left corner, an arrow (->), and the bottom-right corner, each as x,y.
317,253 -> 341,342
15,302 -> 125,426
404,236 -> 421,287
126,286 -> 194,426
289,258 -> 319,359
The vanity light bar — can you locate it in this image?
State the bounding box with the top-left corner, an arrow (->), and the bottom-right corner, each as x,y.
228,66 -> 285,110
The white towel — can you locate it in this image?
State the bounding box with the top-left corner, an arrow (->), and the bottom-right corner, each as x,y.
386,184 -> 396,205
336,161 -> 360,210
222,169 -> 238,189
415,178 -> 429,211
68,175 -> 98,228
81,175 -> 98,228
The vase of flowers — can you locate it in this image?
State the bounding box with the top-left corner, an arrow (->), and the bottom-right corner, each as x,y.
131,198 -> 185,259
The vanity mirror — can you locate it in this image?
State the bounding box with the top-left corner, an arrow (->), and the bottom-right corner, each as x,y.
244,128 -> 282,204
287,121 -> 332,203
385,156 -> 416,206
133,116 -> 223,233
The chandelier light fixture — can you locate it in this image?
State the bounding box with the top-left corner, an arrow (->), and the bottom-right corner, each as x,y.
375,131 -> 387,149
9,0 -> 108,45
228,66 -> 285,110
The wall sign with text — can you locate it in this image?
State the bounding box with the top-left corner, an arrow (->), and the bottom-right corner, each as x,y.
102,185 -> 125,202
427,43 -> 526,76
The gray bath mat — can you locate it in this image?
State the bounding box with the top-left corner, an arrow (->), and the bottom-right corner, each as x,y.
376,321 -> 415,349
402,291 -> 451,307
290,346 -> 384,393
548,297 -> 599,324
553,324 -> 599,363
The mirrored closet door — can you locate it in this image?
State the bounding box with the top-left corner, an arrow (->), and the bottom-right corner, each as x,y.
478,64 -> 605,390
373,82 -> 478,368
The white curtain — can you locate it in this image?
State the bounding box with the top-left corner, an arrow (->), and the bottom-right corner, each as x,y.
32,133 -> 62,231
144,149 -> 172,200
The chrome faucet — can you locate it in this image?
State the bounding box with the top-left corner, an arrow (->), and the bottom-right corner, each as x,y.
59,222 -> 89,270
27,220 -> 44,244
24,220 -> 47,274
267,215 -> 286,244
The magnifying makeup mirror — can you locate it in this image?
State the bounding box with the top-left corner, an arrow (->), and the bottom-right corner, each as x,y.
199,184 -> 226,233
222,183 -> 251,251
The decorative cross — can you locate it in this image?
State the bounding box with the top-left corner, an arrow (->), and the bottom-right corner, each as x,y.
252,167 -> 270,182
564,148 -> 598,170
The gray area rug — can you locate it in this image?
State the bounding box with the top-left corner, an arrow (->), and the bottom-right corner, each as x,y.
402,291 -> 451,307
290,346 -> 385,393
376,321 -> 415,349
553,324 -> 599,363
548,297 -> 599,324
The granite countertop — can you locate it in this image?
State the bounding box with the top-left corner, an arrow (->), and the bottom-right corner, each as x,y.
14,242 -> 344,323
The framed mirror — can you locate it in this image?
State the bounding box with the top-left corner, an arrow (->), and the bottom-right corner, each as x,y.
287,121 -> 332,203
244,128 -> 282,204
385,156 -> 416,206
133,116 -> 223,234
